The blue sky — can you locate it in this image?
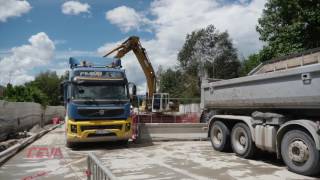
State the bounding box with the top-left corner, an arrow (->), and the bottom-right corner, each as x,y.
0,0 -> 266,93
0,0 -> 153,50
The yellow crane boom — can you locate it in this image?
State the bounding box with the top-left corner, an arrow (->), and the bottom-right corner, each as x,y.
103,36 -> 156,98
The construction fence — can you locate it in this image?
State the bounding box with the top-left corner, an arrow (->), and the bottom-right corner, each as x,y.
0,100 -> 65,141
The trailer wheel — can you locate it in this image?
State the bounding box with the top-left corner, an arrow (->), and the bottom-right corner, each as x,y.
209,121 -> 230,151
231,123 -> 255,158
281,130 -> 320,176
200,111 -> 215,123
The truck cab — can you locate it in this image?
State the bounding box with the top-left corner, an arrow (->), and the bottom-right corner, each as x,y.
62,58 -> 135,147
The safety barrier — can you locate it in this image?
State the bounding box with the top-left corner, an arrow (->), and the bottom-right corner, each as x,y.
137,123 -> 208,142
87,152 -> 117,180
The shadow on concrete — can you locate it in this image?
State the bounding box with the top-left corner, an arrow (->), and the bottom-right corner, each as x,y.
245,150 -> 320,178
253,150 -> 284,166
70,140 -> 154,151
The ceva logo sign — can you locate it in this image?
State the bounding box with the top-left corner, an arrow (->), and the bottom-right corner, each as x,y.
26,146 -> 63,159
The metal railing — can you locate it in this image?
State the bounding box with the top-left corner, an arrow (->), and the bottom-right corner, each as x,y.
87,152 -> 117,180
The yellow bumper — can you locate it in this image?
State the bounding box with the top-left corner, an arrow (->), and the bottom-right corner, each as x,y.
66,118 -> 132,143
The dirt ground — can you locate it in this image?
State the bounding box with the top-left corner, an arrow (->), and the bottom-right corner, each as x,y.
0,127 -> 319,180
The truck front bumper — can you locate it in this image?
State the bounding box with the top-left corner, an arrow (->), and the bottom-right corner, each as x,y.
66,118 -> 132,143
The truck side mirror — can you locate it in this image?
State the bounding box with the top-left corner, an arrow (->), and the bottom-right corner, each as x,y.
128,82 -> 137,107
128,82 -> 137,97
59,95 -> 64,103
132,84 -> 137,96
60,81 -> 70,105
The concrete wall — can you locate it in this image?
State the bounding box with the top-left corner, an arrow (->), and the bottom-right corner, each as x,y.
137,123 -> 207,142
0,100 -> 65,141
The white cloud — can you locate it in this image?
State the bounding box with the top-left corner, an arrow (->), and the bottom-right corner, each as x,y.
105,6 -> 149,32
0,32 -> 55,85
101,0 -> 266,94
53,39 -> 67,45
49,62 -> 69,77
0,0 -> 31,22
62,1 -> 90,15
55,50 -> 98,60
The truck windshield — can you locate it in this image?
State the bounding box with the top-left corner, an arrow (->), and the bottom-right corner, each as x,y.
73,85 -> 128,100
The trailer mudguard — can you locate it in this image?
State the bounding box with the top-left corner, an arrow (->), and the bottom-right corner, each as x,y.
207,115 -> 255,141
276,120 -> 320,158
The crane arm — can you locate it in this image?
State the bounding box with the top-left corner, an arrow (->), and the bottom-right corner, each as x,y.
103,36 -> 156,98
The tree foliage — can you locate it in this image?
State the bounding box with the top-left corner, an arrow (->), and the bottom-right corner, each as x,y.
240,0 -> 320,74
178,30 -> 205,77
2,71 -> 63,106
26,71 -> 62,105
239,54 -> 261,76
159,68 -> 185,98
160,25 -> 240,99
192,25 -> 240,79
257,0 -> 320,58
178,25 -> 240,79
3,83 -> 48,106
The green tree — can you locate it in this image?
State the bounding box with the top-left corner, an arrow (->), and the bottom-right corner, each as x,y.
159,25 -> 240,99
178,30 -> 205,77
159,68 -> 183,97
193,25 -> 240,79
257,0 -> 320,58
3,83 -> 48,105
27,71 -> 62,105
240,54 -> 261,76
178,25 -> 240,79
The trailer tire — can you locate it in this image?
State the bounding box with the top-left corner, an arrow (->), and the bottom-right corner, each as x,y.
200,111 -> 215,123
209,121 -> 230,152
231,123 -> 255,159
281,130 -> 320,176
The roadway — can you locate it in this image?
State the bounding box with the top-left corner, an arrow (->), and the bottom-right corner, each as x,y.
0,125 -> 318,180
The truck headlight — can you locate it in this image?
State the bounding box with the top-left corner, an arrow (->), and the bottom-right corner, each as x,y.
70,124 -> 77,133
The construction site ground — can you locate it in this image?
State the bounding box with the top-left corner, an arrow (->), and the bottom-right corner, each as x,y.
0,125 -> 318,180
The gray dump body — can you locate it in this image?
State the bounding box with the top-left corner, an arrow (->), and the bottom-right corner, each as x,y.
201,63 -> 320,110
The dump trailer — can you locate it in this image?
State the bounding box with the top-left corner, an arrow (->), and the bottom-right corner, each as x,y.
202,48 -> 320,176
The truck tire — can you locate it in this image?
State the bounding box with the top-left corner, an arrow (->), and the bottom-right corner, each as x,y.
281,130 -> 320,176
118,140 -> 129,146
209,121 -> 230,152
231,123 -> 255,158
66,141 -> 76,148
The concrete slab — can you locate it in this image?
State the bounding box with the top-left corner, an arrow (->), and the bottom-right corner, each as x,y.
0,126 -> 319,180
97,142 -> 319,180
0,126 -> 90,180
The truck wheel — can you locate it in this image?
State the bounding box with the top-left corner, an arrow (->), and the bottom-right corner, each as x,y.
118,140 -> 129,146
281,130 -> 320,176
209,121 -> 230,152
231,123 -> 255,158
66,141 -> 76,148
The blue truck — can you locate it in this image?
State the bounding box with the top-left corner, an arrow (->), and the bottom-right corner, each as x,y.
62,57 -> 136,148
